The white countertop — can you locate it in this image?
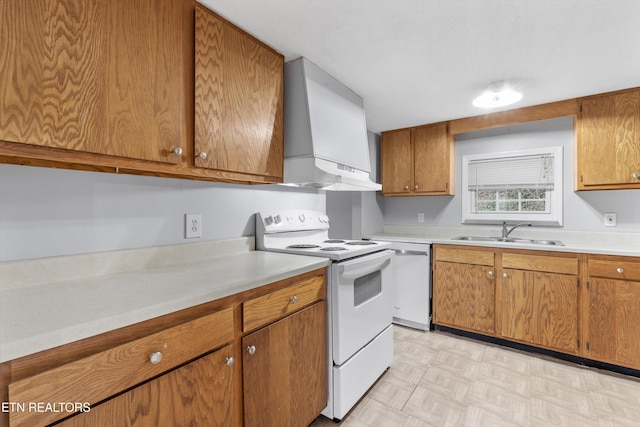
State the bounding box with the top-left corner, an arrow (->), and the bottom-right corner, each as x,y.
370,225 -> 640,257
0,238 -> 328,363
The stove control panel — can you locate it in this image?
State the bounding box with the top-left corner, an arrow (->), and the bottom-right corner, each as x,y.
257,210 -> 330,233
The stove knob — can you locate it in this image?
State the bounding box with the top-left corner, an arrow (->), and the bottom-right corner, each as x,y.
299,214 -> 306,222
273,215 -> 282,224
264,216 -> 273,226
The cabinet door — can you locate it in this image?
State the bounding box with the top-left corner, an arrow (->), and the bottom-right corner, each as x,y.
195,5 -> 283,179
498,269 -> 578,353
585,278 -> 640,369
433,261 -> 495,335
0,0 -> 185,164
243,301 -> 327,427
58,344 -> 234,427
579,90 -> 640,187
381,129 -> 412,194
413,123 -> 453,194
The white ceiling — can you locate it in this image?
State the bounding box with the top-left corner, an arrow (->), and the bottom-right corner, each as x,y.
201,0 -> 640,133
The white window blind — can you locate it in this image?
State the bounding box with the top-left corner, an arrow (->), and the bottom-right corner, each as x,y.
467,153 -> 555,190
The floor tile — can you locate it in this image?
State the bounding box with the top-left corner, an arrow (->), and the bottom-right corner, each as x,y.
310,326 -> 640,427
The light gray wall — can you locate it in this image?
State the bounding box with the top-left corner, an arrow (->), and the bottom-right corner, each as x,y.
384,117 -> 640,232
326,131 -> 385,239
0,164 -> 325,261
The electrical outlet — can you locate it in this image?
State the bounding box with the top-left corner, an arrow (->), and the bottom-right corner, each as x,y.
418,212 -> 425,223
604,213 -> 617,227
185,213 -> 202,238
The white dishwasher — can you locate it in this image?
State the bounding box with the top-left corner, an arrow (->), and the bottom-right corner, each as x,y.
382,240 -> 431,330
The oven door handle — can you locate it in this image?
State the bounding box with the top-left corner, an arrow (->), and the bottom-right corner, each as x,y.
338,250 -> 393,279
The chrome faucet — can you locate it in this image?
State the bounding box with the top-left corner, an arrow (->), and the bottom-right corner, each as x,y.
501,221 -> 532,238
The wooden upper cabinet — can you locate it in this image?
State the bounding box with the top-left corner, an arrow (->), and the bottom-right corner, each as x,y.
414,122 -> 453,194
194,5 -> 284,181
0,0 -> 185,164
380,129 -> 412,193
381,122 -> 454,196
577,87 -> 640,189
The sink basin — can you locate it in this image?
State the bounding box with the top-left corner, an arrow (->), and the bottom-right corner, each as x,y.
452,236 -> 564,246
452,236 -> 512,242
519,239 -> 565,246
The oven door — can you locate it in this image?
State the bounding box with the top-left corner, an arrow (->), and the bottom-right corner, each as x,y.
331,249 -> 394,365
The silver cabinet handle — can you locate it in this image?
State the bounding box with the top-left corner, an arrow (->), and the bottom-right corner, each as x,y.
290,296 -> 298,304
503,273 -> 508,278
247,345 -> 256,355
487,270 -> 493,277
225,357 -> 235,367
414,185 -> 419,190
632,173 -> 639,179
404,185 -> 410,191
196,151 -> 207,160
171,147 -> 183,156
617,267 -> 624,274
149,351 -> 163,365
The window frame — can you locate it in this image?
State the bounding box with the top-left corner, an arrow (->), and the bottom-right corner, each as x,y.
461,146 -> 563,226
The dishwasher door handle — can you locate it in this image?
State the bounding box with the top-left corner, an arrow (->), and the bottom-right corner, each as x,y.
394,249 -> 429,256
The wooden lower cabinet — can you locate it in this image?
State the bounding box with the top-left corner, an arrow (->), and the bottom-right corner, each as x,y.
2,269 -> 328,427
433,246 -> 496,335
242,301 -> 328,427
584,255 -> 640,370
498,269 -> 578,354
7,309 -> 235,427
57,344 -> 234,427
433,245 -> 581,356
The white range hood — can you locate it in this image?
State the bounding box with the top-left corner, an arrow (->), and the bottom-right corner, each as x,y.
283,58 -> 381,191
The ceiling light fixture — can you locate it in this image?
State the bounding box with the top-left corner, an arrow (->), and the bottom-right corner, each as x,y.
472,81 -> 522,109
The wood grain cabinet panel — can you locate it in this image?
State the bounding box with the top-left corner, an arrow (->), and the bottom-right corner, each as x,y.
0,0 -> 185,164
585,277 -> 640,369
433,246 -> 495,335
381,123 -> 454,196
435,246 -> 494,266
588,257 -> 640,282
8,308 -> 234,427
380,129 -> 412,193
242,302 -> 327,427
502,253 -> 578,275
243,275 -> 325,332
194,4 -> 284,181
577,88 -> 640,189
57,344 -> 234,427
433,245 -> 580,356
585,255 -> 640,370
413,123 -> 453,194
498,269 -> 578,354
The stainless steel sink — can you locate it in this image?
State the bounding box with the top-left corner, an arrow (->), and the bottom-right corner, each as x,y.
452,236 -> 564,246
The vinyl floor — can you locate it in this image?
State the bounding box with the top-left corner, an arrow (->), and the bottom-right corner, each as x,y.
310,325 -> 640,427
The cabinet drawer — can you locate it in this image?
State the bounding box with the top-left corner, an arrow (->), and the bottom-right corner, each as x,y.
588,257 -> 640,281
8,308 -> 234,427
243,275 -> 325,332
435,247 -> 494,266
503,253 -> 578,275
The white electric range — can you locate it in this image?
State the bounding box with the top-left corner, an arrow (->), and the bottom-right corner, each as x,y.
256,210 -> 394,421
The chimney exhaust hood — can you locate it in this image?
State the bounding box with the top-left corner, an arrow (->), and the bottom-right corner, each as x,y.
283,58 -> 381,191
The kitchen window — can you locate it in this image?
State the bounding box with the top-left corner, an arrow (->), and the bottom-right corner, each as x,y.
461,146 -> 563,225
